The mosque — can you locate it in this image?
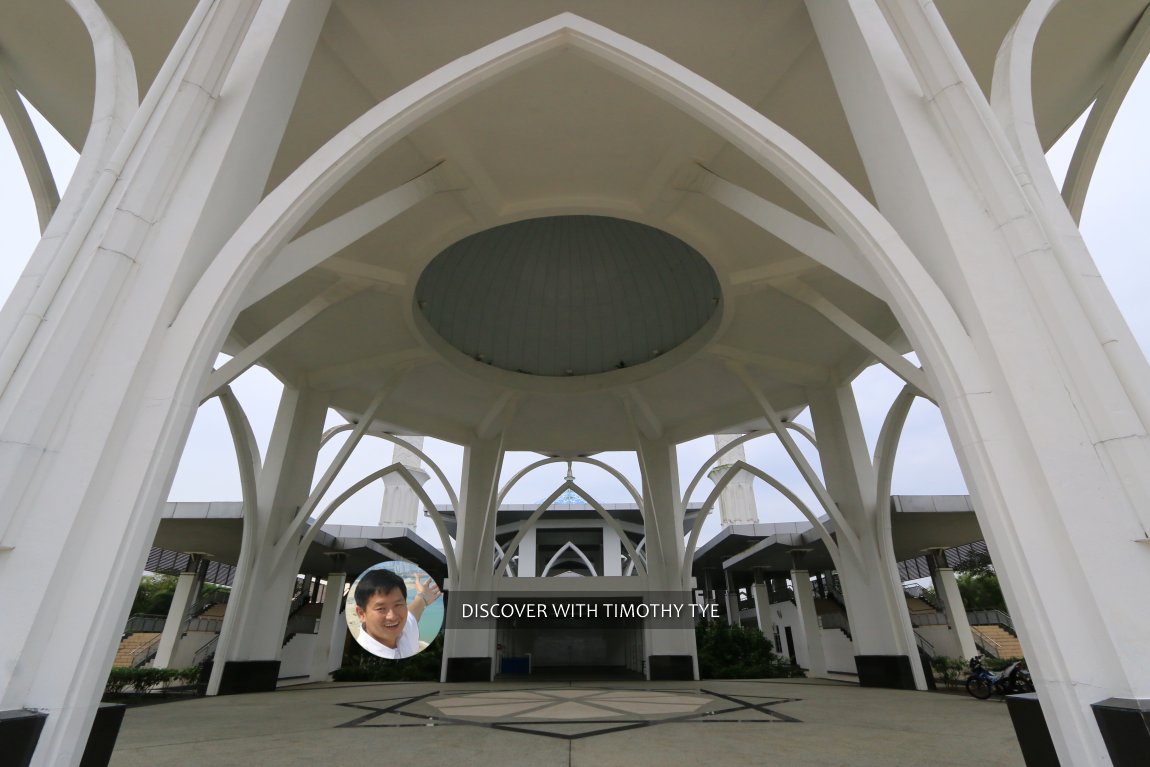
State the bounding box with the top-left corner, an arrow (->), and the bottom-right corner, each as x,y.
1,2 -> 1149,766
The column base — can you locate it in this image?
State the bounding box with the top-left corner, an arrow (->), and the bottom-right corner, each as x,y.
1005,693 -> 1060,767
81,703 -> 126,767
649,655 -> 694,681
1091,697 -> 1150,767
444,657 -> 491,682
0,709 -> 47,767
218,660 -> 281,695
853,655 -> 916,689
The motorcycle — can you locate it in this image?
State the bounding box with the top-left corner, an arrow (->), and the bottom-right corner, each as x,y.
965,655 -> 1034,699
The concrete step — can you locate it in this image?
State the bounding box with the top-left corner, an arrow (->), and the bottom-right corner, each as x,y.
114,632 -> 161,667
971,624 -> 1024,659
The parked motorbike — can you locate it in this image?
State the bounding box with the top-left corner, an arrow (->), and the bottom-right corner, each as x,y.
965,655 -> 1034,699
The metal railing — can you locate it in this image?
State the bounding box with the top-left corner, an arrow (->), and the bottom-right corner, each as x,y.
971,625 -> 1006,658
124,614 -> 223,635
909,612 -> 949,627
903,585 -> 944,612
192,635 -> 218,667
124,614 -> 167,633
128,634 -> 162,668
187,590 -> 229,618
184,616 -> 223,633
967,609 -> 1015,635
913,630 -> 936,657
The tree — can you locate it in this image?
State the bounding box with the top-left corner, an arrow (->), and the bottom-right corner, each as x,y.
131,574 -> 180,615
956,569 -> 1006,612
129,574 -> 229,616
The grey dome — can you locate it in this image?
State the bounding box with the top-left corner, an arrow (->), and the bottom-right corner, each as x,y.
416,216 -> 721,377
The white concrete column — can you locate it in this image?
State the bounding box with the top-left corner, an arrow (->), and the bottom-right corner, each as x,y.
153,556 -> 206,669
790,561 -> 827,679
442,436 -> 504,680
752,575 -> 776,644
208,384 -> 328,694
807,382 -> 925,690
805,3 -> 1150,761
724,569 -> 740,627
633,433 -> 697,678
0,3 -> 331,762
517,526 -> 536,577
309,561 -> 347,682
929,550 -> 977,661
602,525 -> 622,577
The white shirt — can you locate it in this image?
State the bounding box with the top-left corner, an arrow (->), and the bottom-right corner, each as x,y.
356,611 -> 420,659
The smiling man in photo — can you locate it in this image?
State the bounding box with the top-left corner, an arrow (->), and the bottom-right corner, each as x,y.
353,568 -> 441,659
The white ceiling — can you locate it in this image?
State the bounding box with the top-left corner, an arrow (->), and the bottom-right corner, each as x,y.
3,0 -> 1145,452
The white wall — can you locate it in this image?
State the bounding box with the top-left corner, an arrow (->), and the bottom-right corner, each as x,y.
768,599 -> 857,675
279,633 -> 317,679
913,624 -> 966,660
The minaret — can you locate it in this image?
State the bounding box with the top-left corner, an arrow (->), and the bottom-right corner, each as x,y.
379,436 -> 430,528
706,434 -> 759,526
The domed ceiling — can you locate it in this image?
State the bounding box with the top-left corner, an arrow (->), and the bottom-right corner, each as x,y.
415,216 -> 722,377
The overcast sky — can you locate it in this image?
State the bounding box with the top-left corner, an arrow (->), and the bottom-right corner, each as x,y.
1,60 -> 1147,553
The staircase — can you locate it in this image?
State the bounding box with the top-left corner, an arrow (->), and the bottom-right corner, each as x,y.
971,624 -> 1024,659
197,602 -> 227,620
114,632 -> 161,667
904,595 -> 939,616
814,597 -> 851,638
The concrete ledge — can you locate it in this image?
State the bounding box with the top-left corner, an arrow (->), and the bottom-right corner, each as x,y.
854,655 -> 915,689
218,661 -> 282,695
1005,693 -> 1060,767
81,703 -> 126,767
648,655 -> 694,680
0,709 -> 47,767
445,657 -> 492,682
1092,697 -> 1150,767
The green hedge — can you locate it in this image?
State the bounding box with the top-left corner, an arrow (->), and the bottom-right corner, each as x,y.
105,666 -> 202,695
695,620 -> 804,679
333,634 -> 444,682
929,656 -> 968,688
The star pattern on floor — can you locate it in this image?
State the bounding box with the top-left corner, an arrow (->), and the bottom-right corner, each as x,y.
335,688 -> 801,740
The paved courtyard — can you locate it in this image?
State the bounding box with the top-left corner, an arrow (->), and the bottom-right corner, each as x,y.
110,678 -> 1026,767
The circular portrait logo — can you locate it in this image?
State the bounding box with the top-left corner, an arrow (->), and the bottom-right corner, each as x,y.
345,561 -> 443,659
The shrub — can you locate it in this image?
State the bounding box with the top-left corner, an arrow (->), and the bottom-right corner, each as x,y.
695,620 -> 803,679
333,634 -> 444,682
929,656 -> 967,688
105,666 -> 201,695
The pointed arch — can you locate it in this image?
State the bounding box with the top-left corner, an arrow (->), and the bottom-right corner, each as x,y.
681,460 -> 839,583
493,480 -> 646,577
872,385 -> 918,619
987,0 -> 1150,433
170,14 -> 980,467
623,537 -> 646,577
680,426 -> 818,515
493,540 -> 515,577
286,461 -> 458,580
320,425 -> 460,513
541,541 -> 598,577
1059,7 -> 1150,222
496,455 -> 643,510
0,69 -> 58,231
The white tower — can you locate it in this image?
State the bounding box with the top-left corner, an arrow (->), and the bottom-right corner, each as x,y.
707,435 -> 758,526
379,437 -> 429,528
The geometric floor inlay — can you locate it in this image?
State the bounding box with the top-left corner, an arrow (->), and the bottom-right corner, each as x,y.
336,688 -> 801,740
